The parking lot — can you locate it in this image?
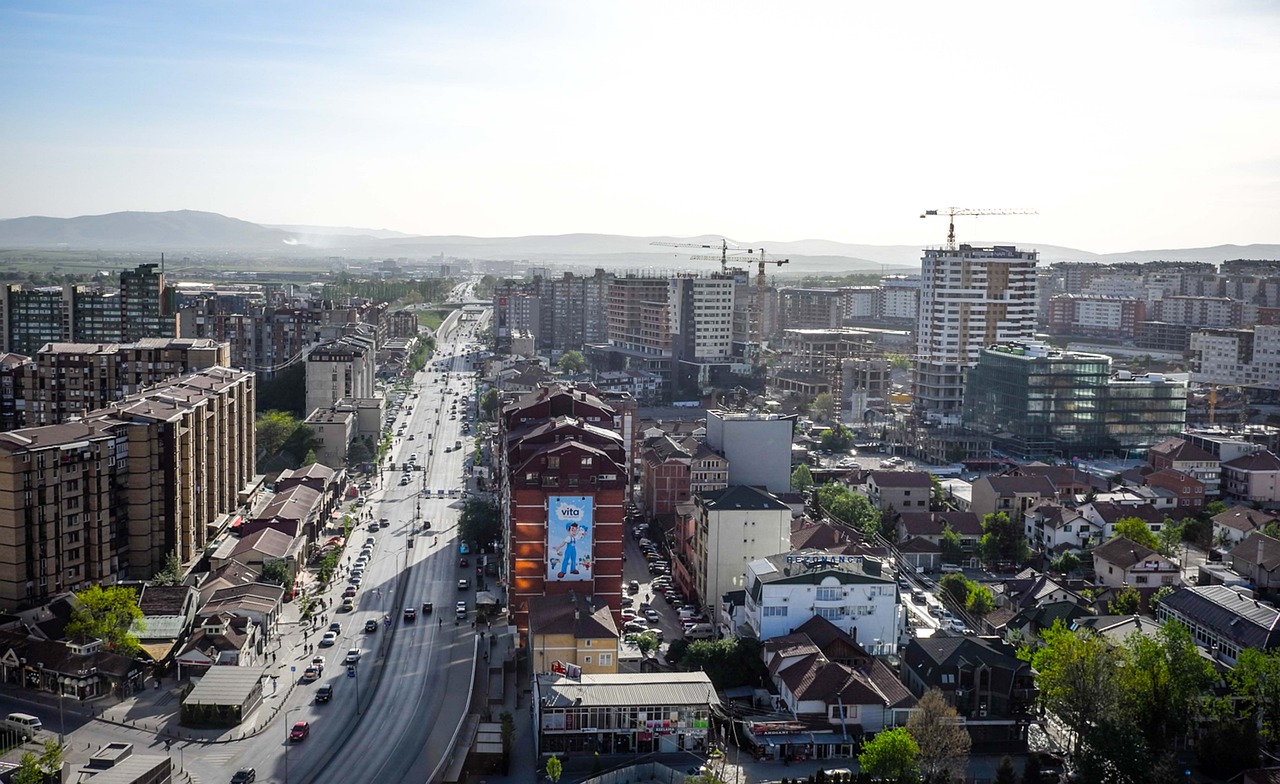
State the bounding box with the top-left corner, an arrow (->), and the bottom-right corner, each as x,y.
617,510 -> 710,660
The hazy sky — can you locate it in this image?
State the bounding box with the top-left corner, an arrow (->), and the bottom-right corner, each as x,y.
1,1 -> 1277,251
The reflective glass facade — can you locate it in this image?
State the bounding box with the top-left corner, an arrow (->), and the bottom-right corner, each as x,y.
963,343 -> 1187,458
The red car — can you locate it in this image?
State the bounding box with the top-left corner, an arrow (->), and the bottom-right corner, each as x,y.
290,721 -> 310,742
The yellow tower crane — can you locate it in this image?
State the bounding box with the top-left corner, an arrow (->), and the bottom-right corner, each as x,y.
920,207 -> 1038,250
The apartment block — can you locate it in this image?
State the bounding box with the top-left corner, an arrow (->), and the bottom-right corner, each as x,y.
916,245 -> 1039,417
1190,326 -> 1280,388
1046,295 -> 1145,339
20,338 -> 229,427
879,276 -> 921,322
691,485 -> 792,612
305,335 -> 376,416
840,286 -> 881,320
498,385 -> 628,636
0,367 -> 254,610
778,288 -> 843,331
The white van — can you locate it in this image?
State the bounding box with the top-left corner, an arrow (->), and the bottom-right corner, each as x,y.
685,623 -> 715,640
5,713 -> 42,739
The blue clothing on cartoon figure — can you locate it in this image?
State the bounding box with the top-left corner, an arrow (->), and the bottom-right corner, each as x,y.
556,521 -> 588,578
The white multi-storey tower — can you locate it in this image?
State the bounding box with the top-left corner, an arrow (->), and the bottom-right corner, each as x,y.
915,244 -> 1039,417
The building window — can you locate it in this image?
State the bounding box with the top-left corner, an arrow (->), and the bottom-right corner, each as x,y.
1135,575 -> 1149,584
763,605 -> 788,617
942,673 -> 955,685
816,587 -> 840,601
598,653 -> 612,666
584,656 -> 592,664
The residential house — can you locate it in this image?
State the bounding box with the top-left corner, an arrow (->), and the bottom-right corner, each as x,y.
527,593 -> 620,676
864,471 -> 933,516
1077,501 -> 1187,540
241,483 -> 324,543
0,631 -> 144,701
1003,463 -> 1107,500
1148,437 -> 1222,496
1223,451 -> 1280,506
969,475 -> 1057,522
224,528 -> 301,582
174,611 -> 262,676
1090,536 -> 1182,590
1001,601 -> 1092,646
1157,584 -> 1280,665
741,550 -> 900,654
1213,506 -> 1278,548
895,512 -> 982,568
1024,502 -> 1099,554
1118,466 -> 1205,511
900,635 -> 1037,748
198,583 -> 284,644
640,434 -> 727,519
758,617 -> 916,758
1230,533 -> 1280,591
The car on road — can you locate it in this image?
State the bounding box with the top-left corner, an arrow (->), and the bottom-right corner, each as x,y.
365,536 -> 376,546
644,609 -> 660,623
311,656 -> 325,672
315,685 -> 333,704
458,578 -> 470,591
364,619 -> 378,633
459,557 -> 469,568
422,601 -> 433,614
344,648 -> 361,664
404,607 -> 417,621
290,721 -> 310,741
231,769 -> 257,784
456,601 -> 468,619
301,666 -> 320,682
339,597 -> 355,612
911,589 -> 926,603
369,521 -> 380,532
342,586 -> 357,598
319,631 -> 337,647
328,622 -> 341,634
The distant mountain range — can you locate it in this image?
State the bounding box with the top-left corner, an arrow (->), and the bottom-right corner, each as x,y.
1,210 -> 1276,273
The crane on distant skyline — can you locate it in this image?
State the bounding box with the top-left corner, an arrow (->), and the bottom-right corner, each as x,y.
920,207 -> 1038,250
650,238 -> 750,274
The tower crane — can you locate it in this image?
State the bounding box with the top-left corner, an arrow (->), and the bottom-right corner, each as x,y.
689,248 -> 789,345
650,238 -> 751,274
920,207 -> 1038,250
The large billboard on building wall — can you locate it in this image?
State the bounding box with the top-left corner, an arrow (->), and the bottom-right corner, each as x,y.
547,495 -> 593,582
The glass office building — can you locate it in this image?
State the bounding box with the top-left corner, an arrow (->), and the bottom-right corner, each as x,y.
963,341 -> 1186,458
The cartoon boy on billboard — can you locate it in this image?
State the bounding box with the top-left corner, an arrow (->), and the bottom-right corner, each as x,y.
553,520 -> 588,578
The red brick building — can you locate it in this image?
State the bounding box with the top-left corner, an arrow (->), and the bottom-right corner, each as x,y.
499,385 -> 629,636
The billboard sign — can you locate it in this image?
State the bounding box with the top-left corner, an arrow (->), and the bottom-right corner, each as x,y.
547,495 -> 593,581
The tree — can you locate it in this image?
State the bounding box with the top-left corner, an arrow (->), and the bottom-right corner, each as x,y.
1076,718 -> 1152,784
12,740 -> 63,784
858,727 -> 919,783
819,424 -> 855,453
1027,620 -> 1123,755
811,393 -> 836,423
1050,551 -> 1080,574
631,631 -> 660,658
302,448 -> 318,466
1203,500 -> 1228,519
1108,585 -> 1141,615
260,560 -> 292,587
65,585 -> 144,655
791,464 -> 814,493
675,638 -> 768,691
256,410 -> 300,457
458,496 -> 501,548
1230,647 -> 1280,746
994,755 -> 1017,784
556,350 -> 587,374
979,512 -> 1027,567
1120,621 -> 1215,754
1111,518 -> 1159,552
906,689 -> 970,784
815,483 -> 881,536
940,525 -> 963,565
151,551 -> 183,586
929,476 -> 947,511
480,388 -> 499,417
1156,520 -> 1185,558
965,583 -> 994,616
886,354 -> 912,371
938,573 -> 969,607
546,755 -> 562,784
1150,585 -> 1176,607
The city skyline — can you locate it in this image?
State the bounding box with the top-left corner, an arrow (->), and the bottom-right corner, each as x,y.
2,1 -> 1277,253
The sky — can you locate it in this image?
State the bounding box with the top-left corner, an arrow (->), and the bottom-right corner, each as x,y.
1,1 -> 1277,252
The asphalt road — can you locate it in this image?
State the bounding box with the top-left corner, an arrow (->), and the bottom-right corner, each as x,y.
58,291 -> 490,784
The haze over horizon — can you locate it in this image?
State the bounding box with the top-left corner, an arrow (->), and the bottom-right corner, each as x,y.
2,1 -> 1277,254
